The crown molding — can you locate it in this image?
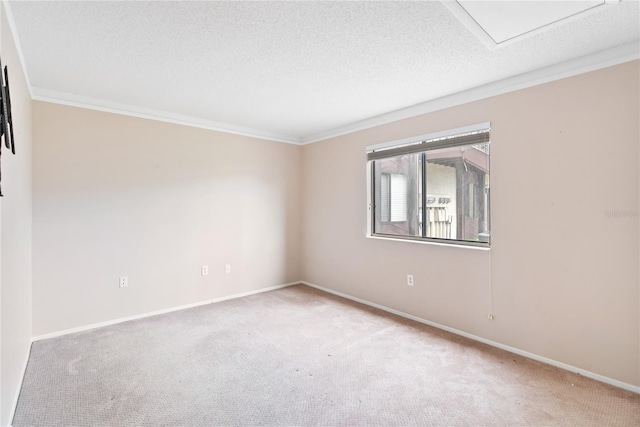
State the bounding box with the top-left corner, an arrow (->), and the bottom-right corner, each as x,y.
31,88 -> 302,145
301,41 -> 639,145
5,0 -> 638,147
5,1 -> 303,145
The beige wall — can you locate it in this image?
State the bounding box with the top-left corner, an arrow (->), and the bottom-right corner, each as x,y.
0,5 -> 33,426
32,102 -> 301,336
301,61 -> 640,387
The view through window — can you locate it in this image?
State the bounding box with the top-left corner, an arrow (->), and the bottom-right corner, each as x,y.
369,126 -> 490,246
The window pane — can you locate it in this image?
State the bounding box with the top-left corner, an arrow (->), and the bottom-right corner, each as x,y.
373,154 -> 420,237
425,144 -> 490,242
424,152 -> 456,240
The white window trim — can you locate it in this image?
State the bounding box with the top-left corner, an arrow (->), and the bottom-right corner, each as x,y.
366,234 -> 491,251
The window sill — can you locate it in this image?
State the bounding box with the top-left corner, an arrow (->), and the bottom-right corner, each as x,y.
366,234 -> 491,251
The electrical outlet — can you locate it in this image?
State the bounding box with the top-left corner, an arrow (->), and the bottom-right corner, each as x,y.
119,276 -> 128,288
407,274 -> 414,286
201,265 -> 209,276
225,264 -> 231,274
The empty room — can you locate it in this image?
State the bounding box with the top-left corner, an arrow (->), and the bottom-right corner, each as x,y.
0,0 -> 639,426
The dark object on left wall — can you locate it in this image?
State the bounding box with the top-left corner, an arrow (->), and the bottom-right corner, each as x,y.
0,54 -> 16,196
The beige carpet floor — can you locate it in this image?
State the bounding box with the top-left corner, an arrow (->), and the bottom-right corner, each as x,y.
13,284 -> 640,426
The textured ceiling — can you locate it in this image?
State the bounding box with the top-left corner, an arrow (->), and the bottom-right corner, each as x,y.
6,0 -> 640,143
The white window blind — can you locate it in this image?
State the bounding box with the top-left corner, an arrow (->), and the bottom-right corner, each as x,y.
390,174 -> 407,222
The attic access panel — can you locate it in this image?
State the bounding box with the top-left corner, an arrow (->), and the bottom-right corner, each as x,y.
445,0 -> 612,47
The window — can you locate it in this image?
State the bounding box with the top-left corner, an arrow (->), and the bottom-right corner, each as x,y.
368,124 -> 490,247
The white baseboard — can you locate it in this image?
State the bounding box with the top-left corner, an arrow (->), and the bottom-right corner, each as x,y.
300,281 -> 640,394
27,280 -> 639,395
32,282 -> 300,342
8,341 -> 32,427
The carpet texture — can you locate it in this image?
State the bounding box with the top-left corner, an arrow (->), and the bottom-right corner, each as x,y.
13,285 -> 640,426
